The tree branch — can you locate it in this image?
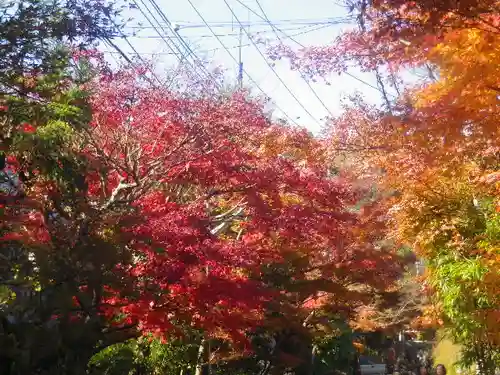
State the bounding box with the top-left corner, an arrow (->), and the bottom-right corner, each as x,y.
100,177 -> 138,210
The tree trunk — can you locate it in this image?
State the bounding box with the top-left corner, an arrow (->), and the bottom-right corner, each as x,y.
309,344 -> 318,375
194,338 -> 206,375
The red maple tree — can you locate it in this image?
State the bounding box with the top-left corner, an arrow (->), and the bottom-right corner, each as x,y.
1,65 -> 403,347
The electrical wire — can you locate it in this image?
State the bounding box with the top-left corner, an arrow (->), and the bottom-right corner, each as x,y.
223,0 -> 321,126
236,0 -> 384,95
104,24 -> 333,56
185,0 -> 300,126
123,17 -> 350,29
144,0 -> 221,87
131,0 -> 212,87
131,0 -> 181,59
102,17 -> 164,86
247,0 -> 334,119
103,40 -> 122,66
124,23 -> 325,39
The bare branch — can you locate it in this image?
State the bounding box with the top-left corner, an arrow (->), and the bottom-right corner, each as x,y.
100,177 -> 138,210
210,207 -> 245,235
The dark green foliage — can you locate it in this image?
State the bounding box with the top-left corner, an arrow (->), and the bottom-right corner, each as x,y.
313,323 -> 357,375
88,335 -> 202,375
0,1 -> 127,374
86,324 -> 359,375
0,0 -> 117,80
0,0 -> 121,152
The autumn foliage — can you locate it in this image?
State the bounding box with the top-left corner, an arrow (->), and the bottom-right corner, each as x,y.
4,0 -> 500,372
269,0 -> 500,370
0,54 -> 405,369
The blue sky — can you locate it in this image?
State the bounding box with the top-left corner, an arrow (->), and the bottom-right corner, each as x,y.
102,0 -> 385,133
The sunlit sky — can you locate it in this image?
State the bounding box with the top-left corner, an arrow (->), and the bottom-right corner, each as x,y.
100,0 -> 386,133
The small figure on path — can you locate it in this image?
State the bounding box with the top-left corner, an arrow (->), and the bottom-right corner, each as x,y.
436,364 -> 447,375
419,365 -> 428,375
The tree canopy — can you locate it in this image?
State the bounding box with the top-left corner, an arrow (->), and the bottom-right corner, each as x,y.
270,0 -> 499,373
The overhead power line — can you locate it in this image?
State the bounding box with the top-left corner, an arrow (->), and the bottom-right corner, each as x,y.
223,0 -> 321,126
123,25 -> 331,45
129,0 -> 201,87
185,0 -> 300,126
235,0 -> 384,95
104,23 -> 333,61
104,24 -> 333,59
124,23 -> 325,38
131,0 -> 182,60
133,0 -> 218,88
123,17 -> 352,29
102,15 -> 164,86
243,0 -> 335,119
145,0 -> 218,82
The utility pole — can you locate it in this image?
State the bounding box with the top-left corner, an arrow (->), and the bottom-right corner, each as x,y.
232,11 -> 243,89
237,5 -> 250,89
237,26 -> 243,88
